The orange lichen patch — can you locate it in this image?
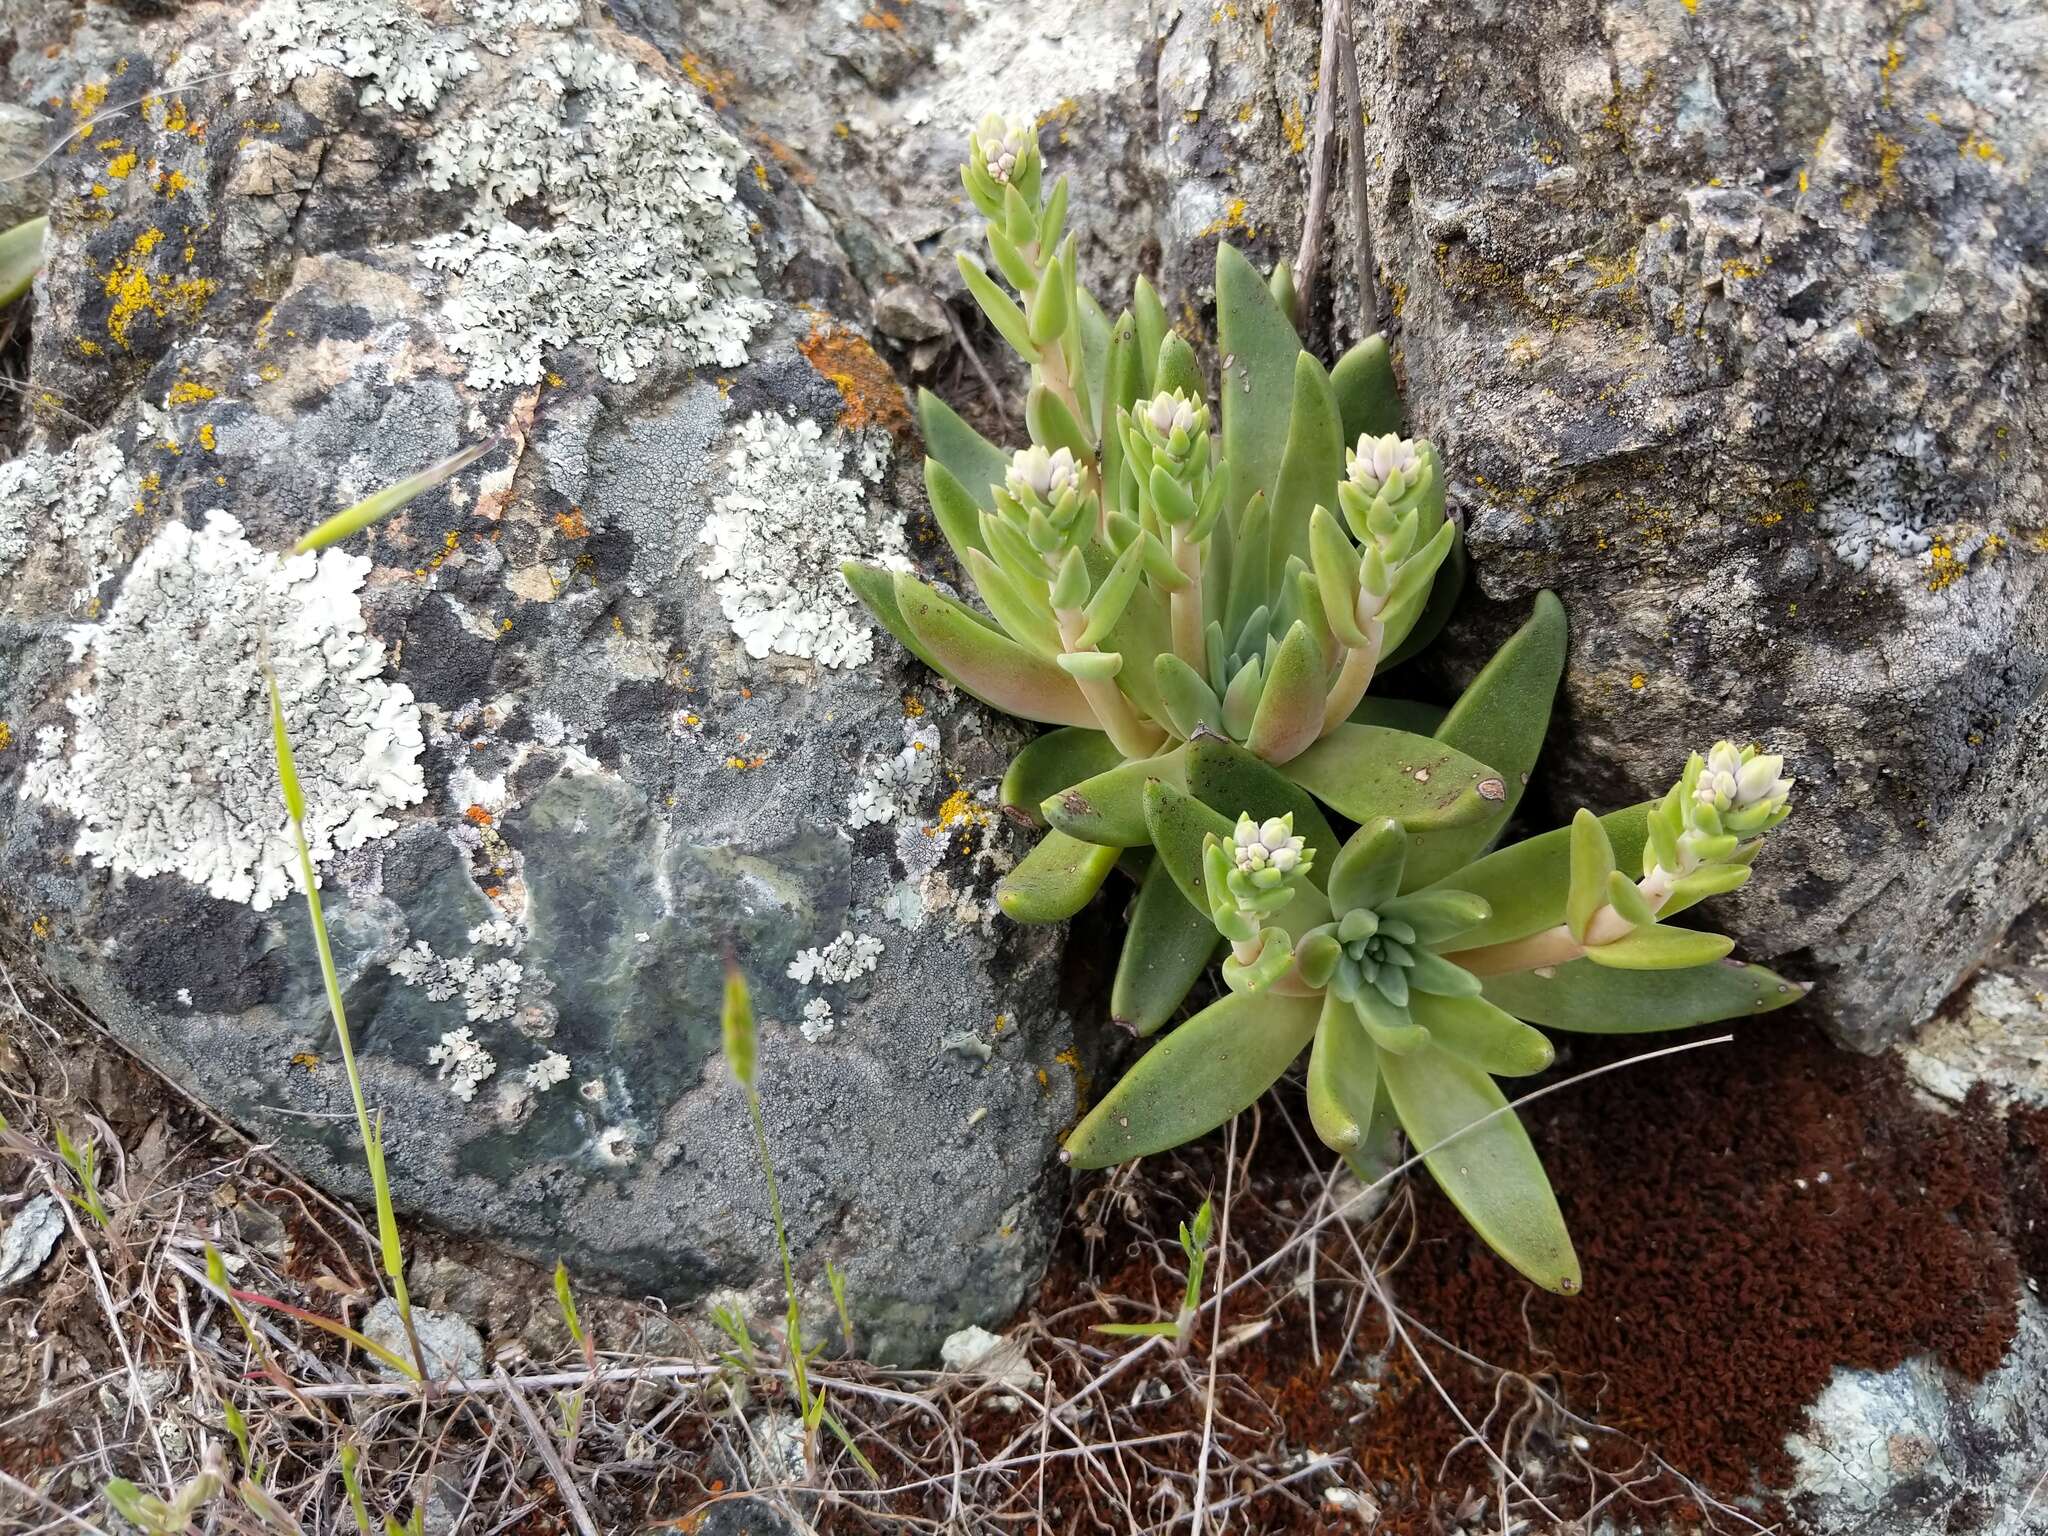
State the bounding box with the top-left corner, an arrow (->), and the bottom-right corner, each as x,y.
1053,1046 -> 1090,1111
798,323 -> 910,435
158,168 -> 190,197
754,135 -> 815,187
102,227 -> 216,350
554,507 -> 591,539
465,804 -> 495,827
1280,99 -> 1307,155
902,694 -> 925,718
290,1053 -> 321,1072
677,50 -> 735,109
167,379 -> 216,404
725,754 -> 770,770
857,3 -> 903,29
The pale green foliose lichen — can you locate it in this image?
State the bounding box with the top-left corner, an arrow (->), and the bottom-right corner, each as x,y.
0,438 -> 139,607
238,0 -> 481,110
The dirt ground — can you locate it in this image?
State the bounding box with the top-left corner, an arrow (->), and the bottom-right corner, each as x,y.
2,939 -> 2040,1534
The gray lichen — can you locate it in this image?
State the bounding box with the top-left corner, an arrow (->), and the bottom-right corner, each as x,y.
21,512 -> 425,909
238,0 -> 481,111
0,437 -> 138,607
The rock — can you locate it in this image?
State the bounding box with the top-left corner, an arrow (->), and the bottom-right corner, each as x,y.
1785,1294 -> 2048,1536
939,1321 -> 1041,1397
363,1298 -> 484,1383
869,282 -> 948,345
0,1194 -> 65,1293
1332,0 -> 2048,1048
0,0 -> 1096,1363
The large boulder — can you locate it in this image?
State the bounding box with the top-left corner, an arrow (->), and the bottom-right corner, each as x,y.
0,0 -> 1102,1362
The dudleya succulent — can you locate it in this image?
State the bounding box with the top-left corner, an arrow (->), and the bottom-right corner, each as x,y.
844,112 -> 1513,1036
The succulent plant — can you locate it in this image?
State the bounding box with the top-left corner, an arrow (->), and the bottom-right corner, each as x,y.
843,115 -> 1534,1033
1062,724 -> 1807,1292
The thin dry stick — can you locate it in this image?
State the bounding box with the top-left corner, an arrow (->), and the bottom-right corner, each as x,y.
492,1364 -> 600,1536
0,1470 -> 111,1536
1187,1115 -> 1240,1530
1294,0 -> 1346,325
1336,0 -> 1381,325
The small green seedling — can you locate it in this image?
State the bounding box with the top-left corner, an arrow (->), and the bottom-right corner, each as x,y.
1094,1197 -> 1214,1348
0,216 -> 44,308
103,1451 -> 224,1536
52,1122 -> 111,1230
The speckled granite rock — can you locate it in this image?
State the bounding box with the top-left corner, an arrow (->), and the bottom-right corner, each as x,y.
0,0 -> 1100,1362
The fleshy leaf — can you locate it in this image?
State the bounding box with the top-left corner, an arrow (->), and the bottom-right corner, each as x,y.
1283,725 -> 1503,831
1411,993 -> 1553,1076
894,571 -> 1100,728
842,560 -> 961,683
1481,956 -> 1807,1032
1584,926 -> 1736,971
0,217 -> 45,309
1245,620 -> 1327,764
1351,696 -> 1448,734
1266,350 -> 1345,587
1376,888 -> 1492,945
996,829 -> 1121,924
1328,817 -> 1406,914
1142,779 -> 1236,915
1378,1043 -> 1581,1294
1062,989 -> 1322,1167
1330,332 -> 1402,444
1354,985 -> 1428,1054
1340,1072 -> 1406,1186
957,253 -> 1042,363
1306,992 -> 1378,1152
1184,737 -> 1341,879
925,458 -> 990,564
1112,859 -> 1221,1037
1133,276 -> 1167,394
1566,809 -> 1615,944
999,728 -> 1123,825
1216,242 -> 1302,518
1426,804 -> 1651,952
1380,530 -> 1466,671
1401,591 -> 1567,889
1042,746 -> 1189,848
963,548 -> 1059,656
1155,654 -> 1224,739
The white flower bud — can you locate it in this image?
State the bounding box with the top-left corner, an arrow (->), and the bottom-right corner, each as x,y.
1232,812 -> 1311,879
1345,432 -> 1422,496
972,111 -> 1036,185
1006,444 -> 1079,505
1140,390 -> 1200,440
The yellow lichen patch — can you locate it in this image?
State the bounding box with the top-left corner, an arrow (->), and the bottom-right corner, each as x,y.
159,168 -> 190,197
902,693 -> 925,718
726,754 -> 769,770
1880,41 -> 1904,102
1053,1046 -> 1091,1112
1587,248 -> 1639,291
555,507 -> 591,539
1281,99 -> 1307,155
0,722 -> 11,752
102,227 -> 216,351
105,150 -> 138,180
1720,257 -> 1762,281
167,379 -> 216,404
1874,131 -> 1905,188
32,914 -> 52,941
1198,197 -> 1256,240
929,787 -> 994,854
1926,539 -> 1963,591
1681,0 -> 1697,11
76,338 -> 101,357
677,50 -> 735,108
290,1052 -> 321,1072
1959,130 -> 2002,163
198,423 -> 217,451
798,322 -> 910,435
1629,673 -> 1646,690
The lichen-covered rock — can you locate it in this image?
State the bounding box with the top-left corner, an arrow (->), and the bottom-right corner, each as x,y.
0,1 -> 1102,1362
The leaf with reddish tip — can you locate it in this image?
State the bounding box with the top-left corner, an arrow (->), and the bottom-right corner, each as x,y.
1282,725 -> 1502,832
893,571 -> 1101,728
1482,956 -> 1807,1032
1379,1043 -> 1581,1294
1245,619 -> 1328,765
1112,859 -> 1221,1037
997,829 -> 1121,924
1063,989 -> 1322,1167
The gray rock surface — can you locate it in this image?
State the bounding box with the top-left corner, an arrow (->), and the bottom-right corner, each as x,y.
0,0 -> 1099,1363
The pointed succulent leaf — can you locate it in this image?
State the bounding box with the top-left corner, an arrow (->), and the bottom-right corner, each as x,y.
1149,464 -> 1198,526
1376,520 -> 1458,645
1112,859 -> 1222,1037
1330,332 -> 1402,444
963,548 -> 1060,656
1425,805 -> 1652,953
1284,725 -> 1503,831
984,220 -> 1038,291
1380,530 -> 1467,671
1354,985 -> 1428,1054
1026,249 -> 1071,346
1328,817 -> 1406,914
894,571 -> 1100,727
1185,737 -> 1342,878
1073,275 -> 1109,428
1057,650 -> 1124,682
1379,1043 -> 1581,1293
1221,929 -> 1296,993
0,216 -> 47,310
926,458 -> 991,566
1482,955 -> 1807,1032
1306,992 -> 1379,1152
1142,779 -> 1236,915
1566,809 -> 1616,943
1133,276 -> 1167,394
1605,869 -> 1658,929
999,728 -> 1123,824
996,829 -> 1121,923
1156,653 -> 1224,738
1039,172 -> 1071,251
1662,862 -> 1753,918
1341,1073 -> 1407,1186
1027,382 -> 1092,464
1222,492 -> 1272,640
1406,949 -> 1484,998
1309,506 -> 1368,648
1584,926 -> 1736,971
1268,256 -> 1299,330
1246,620 -> 1328,764
1079,538 -> 1147,647
1352,696 -> 1449,734
1042,746 -> 1189,848
1216,242 -> 1303,517
1376,888 -> 1492,945
918,389 -> 1010,513
1401,591 -> 1566,889
1267,350 -> 1346,587
1411,993 -> 1553,1077
1103,580 -> 1175,725
1154,328 -> 1205,404
1220,653 -> 1263,740
957,253 -> 1042,363
842,560 -> 962,683
1062,989 -> 1323,1167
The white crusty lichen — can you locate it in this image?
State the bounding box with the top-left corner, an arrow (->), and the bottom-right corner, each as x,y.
524,1050 -> 571,1091
21,512 -> 425,910
238,0 -> 481,110
787,930 -> 884,986
799,997 -> 835,1043
699,411 -> 906,667
427,1027 -> 497,1101
0,438 -> 140,607
847,717 -> 941,827
462,957 -> 524,1023
415,37 -> 768,385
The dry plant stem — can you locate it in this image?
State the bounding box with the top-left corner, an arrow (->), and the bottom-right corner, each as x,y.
943,301 -> 1009,424
1336,1 -> 1380,324
0,1467 -> 109,1536
1187,1114 -> 1239,1528
1293,0 -> 1345,324
492,1365 -> 600,1536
